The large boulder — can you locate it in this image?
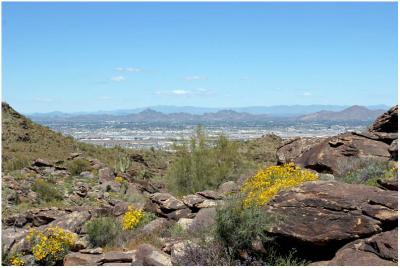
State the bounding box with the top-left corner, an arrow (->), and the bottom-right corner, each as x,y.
264,181 -> 397,259
276,137 -> 324,164
311,229 -> 398,266
369,105 -> 398,134
295,132 -> 391,175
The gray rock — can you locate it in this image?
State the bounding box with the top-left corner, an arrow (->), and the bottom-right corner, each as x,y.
217,181 -> 239,195
131,244 -> 172,266
80,171 -> 94,179
49,211 -> 91,233
189,208 -> 216,232
196,190 -> 223,200
99,167 -> 115,184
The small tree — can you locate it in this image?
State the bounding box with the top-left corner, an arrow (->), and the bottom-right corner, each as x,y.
166,126 -> 244,195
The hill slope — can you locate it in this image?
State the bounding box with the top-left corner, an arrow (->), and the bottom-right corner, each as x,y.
2,102 -> 152,171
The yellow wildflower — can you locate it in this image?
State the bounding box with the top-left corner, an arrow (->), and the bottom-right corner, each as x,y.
114,176 -> 127,183
27,227 -> 76,264
122,206 -> 144,230
9,254 -> 24,266
241,163 -> 318,206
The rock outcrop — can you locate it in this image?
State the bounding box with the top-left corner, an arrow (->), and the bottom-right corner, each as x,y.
264,181 -> 398,261
311,229 -> 398,266
277,106 -> 398,175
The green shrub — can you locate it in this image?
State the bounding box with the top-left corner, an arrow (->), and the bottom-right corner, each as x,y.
65,159 -> 92,176
32,179 -> 63,203
215,197 -> 307,265
85,217 -> 120,247
166,126 -> 246,195
216,198 -> 274,254
339,158 -> 397,186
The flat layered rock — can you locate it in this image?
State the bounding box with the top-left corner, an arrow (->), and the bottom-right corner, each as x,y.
131,244 -> 172,266
264,181 -> 397,258
295,132 -> 390,175
310,229 -> 398,266
150,193 -> 186,210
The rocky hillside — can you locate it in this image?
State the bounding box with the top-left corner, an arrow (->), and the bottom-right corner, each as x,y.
2,102 -> 171,175
1,105 -> 398,266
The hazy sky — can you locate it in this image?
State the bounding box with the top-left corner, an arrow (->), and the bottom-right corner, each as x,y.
2,2 -> 398,113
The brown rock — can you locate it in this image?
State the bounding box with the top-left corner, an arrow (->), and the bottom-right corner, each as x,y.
264,181 -> 397,259
311,229 -> 398,266
277,137 -> 324,164
295,132 -> 390,175
369,105 -> 398,133
99,167 -> 115,183
64,252 -> 103,265
389,139 -> 398,160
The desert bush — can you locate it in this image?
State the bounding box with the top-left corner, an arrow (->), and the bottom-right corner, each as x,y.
166,126 -> 246,195
241,163 -> 318,206
216,198 -> 307,265
27,227 -> 76,265
174,239 -> 235,266
32,178 -> 63,203
65,159 -> 92,176
85,217 -> 121,247
216,198 -> 275,255
339,158 -> 397,186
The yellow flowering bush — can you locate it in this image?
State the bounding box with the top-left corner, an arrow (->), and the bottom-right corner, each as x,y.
27,227 -> 77,265
114,176 -> 127,183
241,163 -> 318,206
9,254 -> 25,266
122,206 -> 144,230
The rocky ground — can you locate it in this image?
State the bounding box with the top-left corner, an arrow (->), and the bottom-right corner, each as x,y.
1,105 -> 398,266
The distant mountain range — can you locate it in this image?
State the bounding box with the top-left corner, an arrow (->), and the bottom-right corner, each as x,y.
298,106 -> 386,122
28,105 -> 388,123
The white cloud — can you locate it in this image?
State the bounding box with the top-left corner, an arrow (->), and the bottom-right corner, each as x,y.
302,92 -> 312,96
156,88 -> 212,96
116,67 -> 142,72
185,75 -> 206,81
172,89 -> 190,95
111,76 -> 125,82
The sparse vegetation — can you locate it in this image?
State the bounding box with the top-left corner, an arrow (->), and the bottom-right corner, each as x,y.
85,217 -> 121,247
166,126 -> 251,195
338,158 -> 397,186
32,178 -> 64,203
65,159 -> 92,175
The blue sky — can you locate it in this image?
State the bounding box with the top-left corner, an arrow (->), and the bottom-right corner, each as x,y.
2,2 -> 398,113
